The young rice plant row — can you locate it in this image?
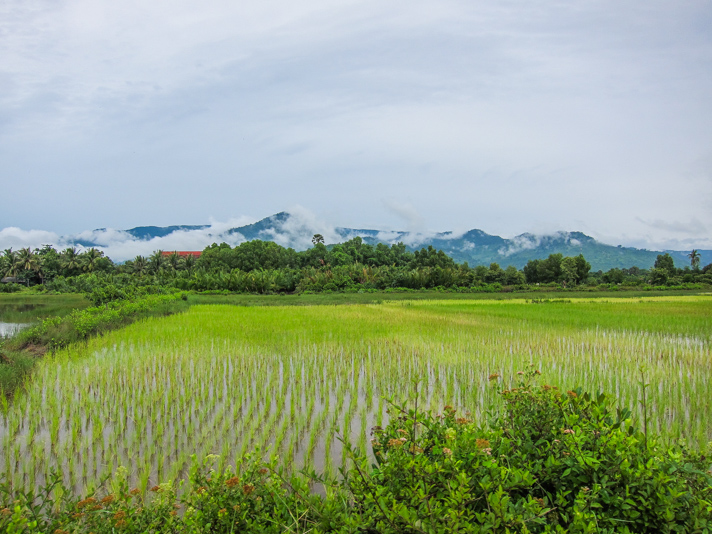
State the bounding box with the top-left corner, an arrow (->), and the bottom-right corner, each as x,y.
1,296 -> 709,497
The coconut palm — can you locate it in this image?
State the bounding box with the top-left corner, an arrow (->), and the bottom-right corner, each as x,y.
1,248 -> 18,277
165,251 -> 181,272
148,250 -> 165,274
16,247 -> 38,271
82,248 -> 103,272
132,255 -> 148,276
181,253 -> 196,273
688,249 -> 701,270
62,247 -> 82,275
15,247 -> 40,285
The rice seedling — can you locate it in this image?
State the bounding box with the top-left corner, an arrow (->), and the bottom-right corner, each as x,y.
0,296 -> 709,497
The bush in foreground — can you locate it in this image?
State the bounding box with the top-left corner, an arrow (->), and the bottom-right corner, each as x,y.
2,370 -> 711,533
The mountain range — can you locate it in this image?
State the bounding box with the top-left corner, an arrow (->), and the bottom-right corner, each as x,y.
77,212 -> 709,272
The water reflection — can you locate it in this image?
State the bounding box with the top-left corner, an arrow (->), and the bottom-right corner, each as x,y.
0,322 -> 29,337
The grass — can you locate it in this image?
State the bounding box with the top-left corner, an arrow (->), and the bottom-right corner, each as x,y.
187,288 -> 712,307
0,294 -> 709,499
0,294 -> 187,401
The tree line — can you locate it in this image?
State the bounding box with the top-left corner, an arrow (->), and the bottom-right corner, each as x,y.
2,238 -> 710,297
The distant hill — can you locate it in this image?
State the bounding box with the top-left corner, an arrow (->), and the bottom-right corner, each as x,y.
76,212 -> 710,272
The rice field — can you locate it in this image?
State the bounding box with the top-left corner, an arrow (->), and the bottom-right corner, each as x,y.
1,295 -> 710,497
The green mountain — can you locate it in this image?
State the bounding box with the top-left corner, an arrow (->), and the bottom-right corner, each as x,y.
77,212 -> 709,271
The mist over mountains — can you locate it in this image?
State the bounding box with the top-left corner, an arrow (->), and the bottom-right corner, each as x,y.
59,211 -> 707,272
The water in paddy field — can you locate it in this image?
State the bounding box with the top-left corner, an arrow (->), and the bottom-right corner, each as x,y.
0,322 -> 30,337
2,319 -> 710,500
0,345 -> 486,498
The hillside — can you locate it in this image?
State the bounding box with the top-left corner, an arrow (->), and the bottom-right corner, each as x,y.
78,212 -> 708,271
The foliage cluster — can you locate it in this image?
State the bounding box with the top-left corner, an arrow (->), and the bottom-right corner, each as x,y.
2,240 -> 712,298
2,370 -> 710,533
1,246 -> 113,287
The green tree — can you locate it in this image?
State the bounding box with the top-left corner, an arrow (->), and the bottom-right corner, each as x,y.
15,247 -> 40,285
484,262 -> 505,284
654,253 -> 676,276
522,259 -> 541,284
149,250 -> 166,274
648,267 -> 669,286
82,248 -> 103,273
165,251 -> 181,272
504,265 -> 525,286
688,249 -> 701,270
181,253 -> 196,273
35,245 -> 62,283
61,247 -> 82,276
1,248 -> 18,278
312,234 -> 325,245
541,253 -> 563,282
603,268 -> 624,284
571,254 -> 591,284
411,246 -> 456,270
560,256 -> 578,286
133,256 -> 148,276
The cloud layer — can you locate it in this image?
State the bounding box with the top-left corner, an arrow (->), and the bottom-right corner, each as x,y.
1,1 -> 710,250
3,207 -> 709,264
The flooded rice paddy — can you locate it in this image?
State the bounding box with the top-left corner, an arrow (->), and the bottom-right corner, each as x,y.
1,297 -> 710,497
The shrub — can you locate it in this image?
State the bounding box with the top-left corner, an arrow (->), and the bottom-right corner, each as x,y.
2,369 -> 710,533
0,283 -> 23,294
352,369 -> 712,532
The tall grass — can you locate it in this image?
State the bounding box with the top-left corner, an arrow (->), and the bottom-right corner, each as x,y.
0,295 -> 709,497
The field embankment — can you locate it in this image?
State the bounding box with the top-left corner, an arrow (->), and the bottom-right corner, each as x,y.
0,293 -> 188,399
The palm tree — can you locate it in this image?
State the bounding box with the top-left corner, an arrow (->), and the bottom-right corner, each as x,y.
1,249 -> 18,278
62,247 -> 82,275
16,247 -> 38,271
82,248 -> 103,272
15,247 -> 40,285
165,252 -> 181,272
133,256 -> 148,276
688,249 -> 701,270
148,250 -> 165,274
181,253 -> 196,273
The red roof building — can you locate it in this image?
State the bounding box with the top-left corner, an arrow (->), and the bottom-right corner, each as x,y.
161,251 -> 202,257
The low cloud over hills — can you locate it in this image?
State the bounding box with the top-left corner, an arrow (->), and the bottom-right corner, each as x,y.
1,210 -> 709,271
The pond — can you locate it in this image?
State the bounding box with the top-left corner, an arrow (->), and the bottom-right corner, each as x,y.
0,321 -> 30,337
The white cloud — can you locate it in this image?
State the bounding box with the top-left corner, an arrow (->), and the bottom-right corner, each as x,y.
374,231 -> 402,242
258,206 -> 342,249
0,227 -> 64,251
0,1 -> 710,251
637,217 -> 707,235
0,218 -> 256,262
382,199 -> 425,232
498,234 -> 541,257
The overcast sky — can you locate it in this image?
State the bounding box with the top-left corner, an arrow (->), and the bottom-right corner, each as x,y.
1,0 -> 711,252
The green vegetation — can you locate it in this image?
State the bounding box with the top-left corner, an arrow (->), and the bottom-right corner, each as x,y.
0,293 -> 89,323
2,240 -> 711,298
0,293 -> 188,399
1,238 -> 710,531
2,370 -> 710,532
0,296 -> 709,508
186,288 -> 711,307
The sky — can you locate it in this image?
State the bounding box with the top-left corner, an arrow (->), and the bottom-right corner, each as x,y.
1,0 -> 711,256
